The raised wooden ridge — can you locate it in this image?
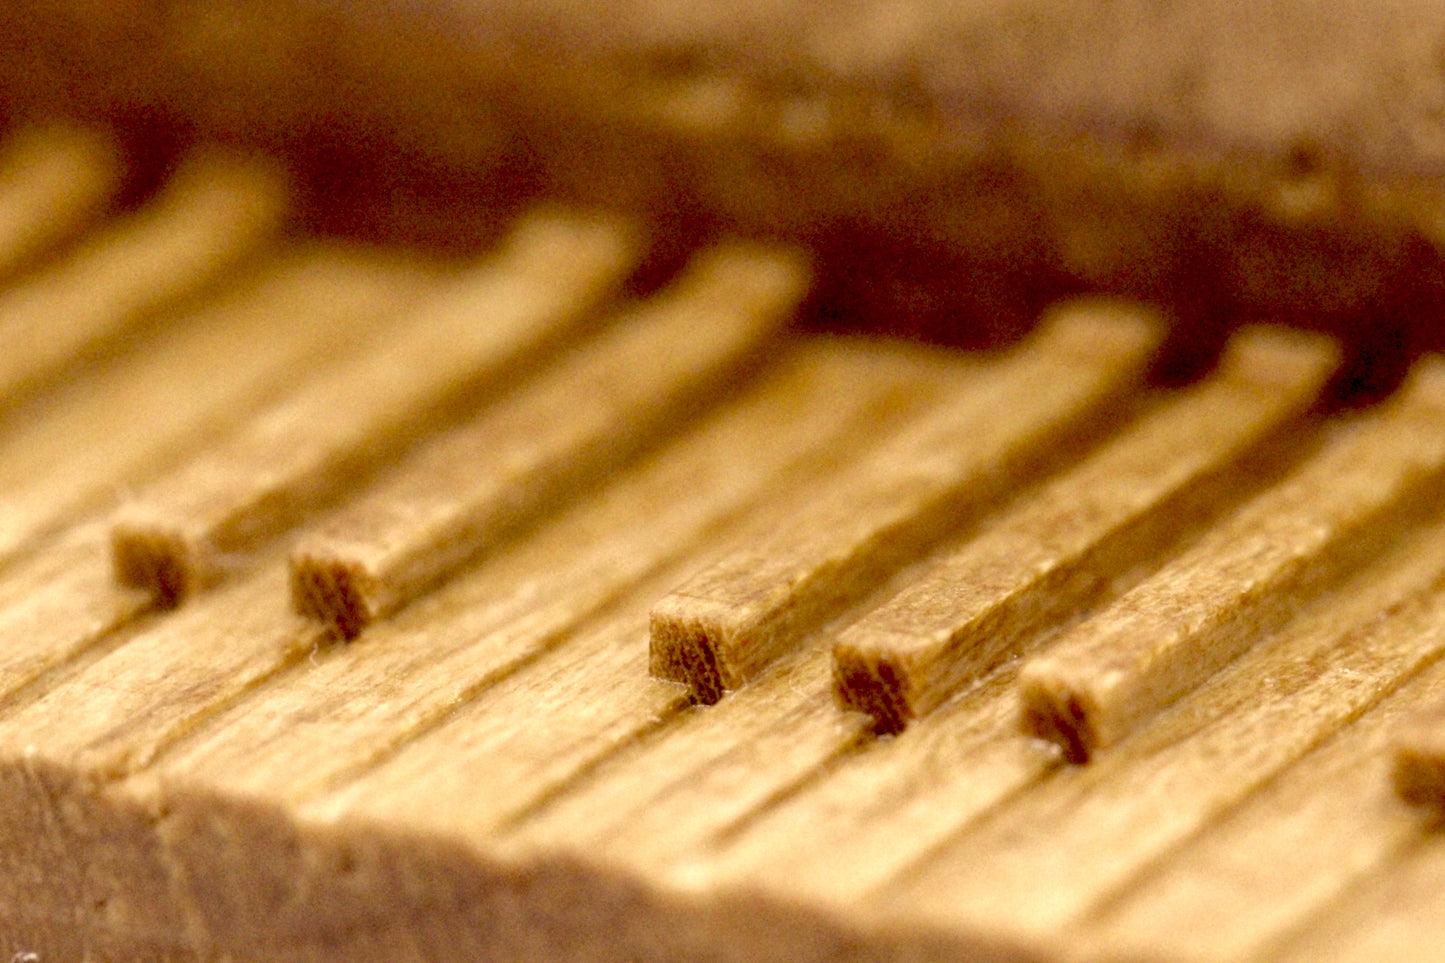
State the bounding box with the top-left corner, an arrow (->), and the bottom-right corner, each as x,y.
0,125 -> 1445,962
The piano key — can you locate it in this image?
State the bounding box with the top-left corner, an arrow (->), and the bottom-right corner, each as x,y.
834,325 -> 1338,733
886,509 -> 1445,946
650,299 -> 1165,704
0,245 -> 434,567
128,335 -> 966,807
288,239 -> 809,639
1019,356 -> 1445,762
109,209 -> 639,605
0,124 -> 122,279
0,147 -> 288,402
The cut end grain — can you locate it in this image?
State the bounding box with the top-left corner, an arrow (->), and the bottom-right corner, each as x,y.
111,514 -> 219,608
1392,712 -> 1445,809
289,548 -> 381,641
1018,667 -> 1099,764
649,599 -> 729,705
832,645 -> 915,736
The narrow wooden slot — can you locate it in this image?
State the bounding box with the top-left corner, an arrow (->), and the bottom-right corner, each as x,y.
0,146 -> 288,401
0,563 -> 316,779
505,644 -> 865,874
833,325 -> 1338,733
0,245 -> 434,567
288,240 -> 809,638
110,209 -> 639,605
0,124 -> 122,279
1019,355 -> 1445,763
649,299 -> 1165,704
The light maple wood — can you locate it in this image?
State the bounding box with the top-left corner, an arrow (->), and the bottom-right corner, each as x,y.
1018,355 -> 1445,762
145,337 -> 965,804
2,137 -> 1445,962
1263,819 -> 1445,963
885,508 -> 1445,949
833,325 -> 1337,732
0,147 -> 288,401
288,239 -> 809,638
0,124 -> 122,279
0,338 -> 976,960
109,210 -> 639,604
0,244 -> 435,568
649,299 -> 1165,704
1073,630 -> 1445,963
0,523 -> 152,702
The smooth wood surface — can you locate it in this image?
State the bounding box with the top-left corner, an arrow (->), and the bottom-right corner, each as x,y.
0,148 -> 287,402
0,124 -> 122,280
649,300 -> 1164,704
288,240 -> 808,638
1018,356 -> 1445,761
834,325 -> 1337,732
109,210 -> 638,604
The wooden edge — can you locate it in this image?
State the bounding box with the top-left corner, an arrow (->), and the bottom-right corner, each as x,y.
648,595 -> 728,705
287,546 -> 377,642
1392,709 -> 1445,808
832,323 -> 1340,735
110,514 -> 217,609
0,751 -> 1046,963
1017,668 -> 1099,765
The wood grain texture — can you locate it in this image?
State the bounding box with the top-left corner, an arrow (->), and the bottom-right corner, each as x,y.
0,123 -> 121,280
834,325 -> 1338,732
0,244 -> 434,568
649,300 -> 1164,704
110,210 -> 638,604
889,507 -> 1445,949
288,239 -> 808,638
0,147 -> 287,402
4,139 -> 1445,961
145,336 -> 966,806
1018,356 -> 1445,761
1075,639 -> 1445,963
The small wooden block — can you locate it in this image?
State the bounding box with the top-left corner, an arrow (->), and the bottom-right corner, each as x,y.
289,239 -> 810,638
833,325 -> 1338,733
1392,705 -> 1445,807
1019,355 -> 1445,762
110,209 -> 638,604
650,299 -> 1165,704
148,337 -> 968,809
